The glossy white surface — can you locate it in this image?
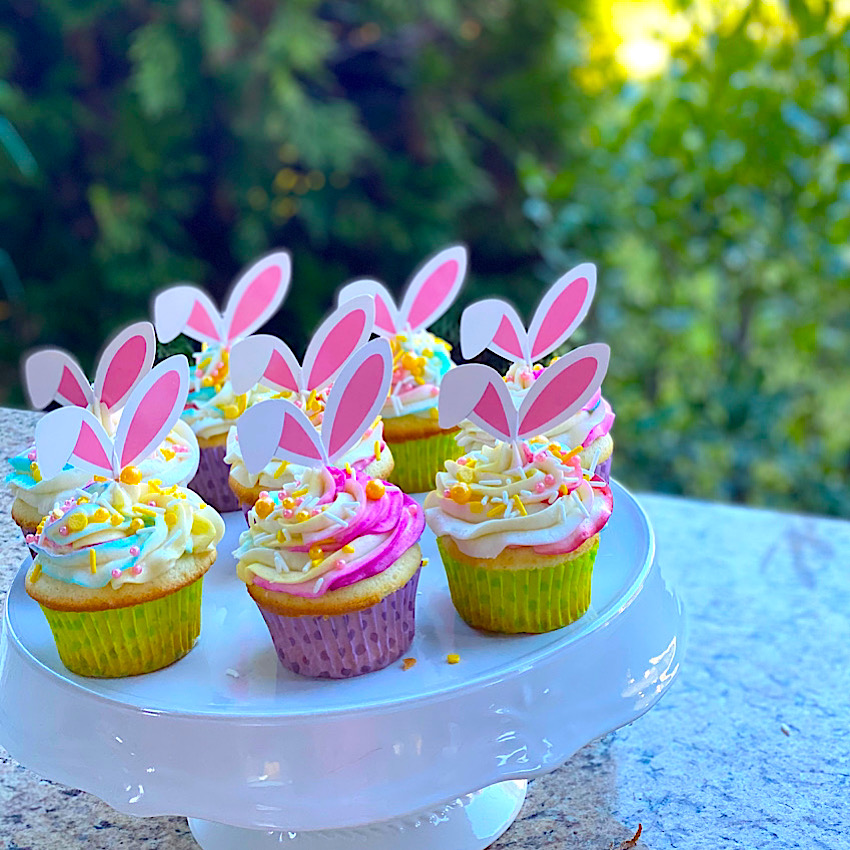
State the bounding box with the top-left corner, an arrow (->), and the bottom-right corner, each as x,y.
0,481 -> 685,832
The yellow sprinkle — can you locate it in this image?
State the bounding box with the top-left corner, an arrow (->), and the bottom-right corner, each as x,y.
422,348 -> 433,358
129,518 -> 145,533
345,463 -> 354,477
160,448 -> 175,466
295,510 -> 310,523
76,496 -> 89,505
429,407 -> 439,420
92,507 -> 110,523
449,482 -> 471,504
365,480 -> 386,500
254,498 -> 275,519
110,513 -> 124,526
93,474 -> 108,482
343,544 -> 355,554
562,444 -> 582,460
277,529 -> 287,543
147,479 -> 161,493
281,497 -> 296,510
119,466 -> 142,485
89,548 -> 97,573
421,557 -> 429,566
164,506 -> 179,527
30,563 -> 42,583
29,461 -> 42,482
466,458 -> 477,468
201,376 -> 214,388
222,403 -> 239,419
374,440 -> 382,461
273,460 -> 289,479
512,495 -> 527,516
402,657 -> 417,671
67,512 -> 88,532
133,506 -> 157,517
310,559 -> 323,568
486,503 -> 506,518
199,502 -> 207,510
308,545 -> 324,559
292,487 -> 309,497
307,388 -> 318,409
558,484 -> 570,497
469,501 -> 484,514
447,654 -> 460,665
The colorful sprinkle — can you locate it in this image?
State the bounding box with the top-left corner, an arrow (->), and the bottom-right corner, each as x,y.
402,658 -> 417,671
111,568 -> 121,579
89,549 -> 97,573
446,654 -> 460,665
131,564 -> 143,576
365,480 -> 386,500
67,512 -> 88,533
129,545 -> 140,556
119,466 -> 143,485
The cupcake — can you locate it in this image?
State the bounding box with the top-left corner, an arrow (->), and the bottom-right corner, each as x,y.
338,245 -> 468,493
425,344 -> 612,634
234,338 -> 425,678
9,322 -> 199,544
26,356 -> 225,677
459,263 -> 615,481
225,295 -> 393,513
153,251 -> 292,511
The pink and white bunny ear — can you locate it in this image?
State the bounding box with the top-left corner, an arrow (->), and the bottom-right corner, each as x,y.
23,349 -> 93,410
221,251 -> 291,344
35,406 -> 114,480
321,338 -> 392,464
517,343 -> 609,440
154,285 -> 222,345
112,356 -> 189,471
439,364 -> 517,443
400,244 -> 467,332
237,399 -> 326,472
527,263 -> 597,363
229,335 -> 301,396
459,299 -> 528,362
93,322 -> 156,412
338,279 -> 400,337
302,295 -> 375,393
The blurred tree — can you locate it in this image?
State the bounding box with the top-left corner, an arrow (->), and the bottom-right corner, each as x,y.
522,0 -> 850,514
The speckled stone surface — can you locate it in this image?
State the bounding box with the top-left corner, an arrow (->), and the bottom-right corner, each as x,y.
1,406 -> 847,849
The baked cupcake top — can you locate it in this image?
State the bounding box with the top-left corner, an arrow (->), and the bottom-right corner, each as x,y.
7,418 -> 199,518
234,466 -> 423,598
383,330 -> 454,420
424,441 -> 612,559
456,361 -> 615,453
29,476 -> 224,591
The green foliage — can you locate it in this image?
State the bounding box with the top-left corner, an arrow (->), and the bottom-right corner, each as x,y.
522,2 -> 850,515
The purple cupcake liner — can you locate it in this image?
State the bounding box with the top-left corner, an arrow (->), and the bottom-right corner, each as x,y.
595,455 -> 612,483
188,443 -> 240,512
256,569 -> 421,679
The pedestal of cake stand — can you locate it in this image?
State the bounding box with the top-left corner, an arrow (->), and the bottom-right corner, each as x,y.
0,482 -> 685,850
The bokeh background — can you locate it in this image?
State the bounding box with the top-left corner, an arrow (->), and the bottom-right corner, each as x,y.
1,0 -> 848,515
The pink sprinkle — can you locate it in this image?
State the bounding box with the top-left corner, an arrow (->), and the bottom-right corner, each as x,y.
408,504 -> 418,515
129,545 -> 140,557
131,565 -> 142,576
259,491 -> 269,499
456,457 -> 467,465
283,509 -> 294,518
112,569 -> 121,578
27,449 -> 36,461
148,500 -> 157,506
59,526 -> 69,536
521,370 -> 532,382
544,474 -> 556,486
430,386 -> 439,397
336,559 -> 347,568
25,534 -> 36,543
443,489 -> 451,498
534,452 -> 548,464
535,482 -> 546,493
175,445 -> 187,453
522,444 -> 535,463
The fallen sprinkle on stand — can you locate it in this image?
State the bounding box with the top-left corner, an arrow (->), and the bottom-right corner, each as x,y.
402,658 -> 417,671
225,668 -> 240,679
446,654 -> 460,665
781,724 -> 791,736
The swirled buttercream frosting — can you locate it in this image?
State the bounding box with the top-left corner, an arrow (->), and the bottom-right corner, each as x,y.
456,361 -> 615,454
234,467 -> 424,598
29,477 -> 224,590
382,330 -> 454,420
424,440 -> 612,559
7,419 -> 199,518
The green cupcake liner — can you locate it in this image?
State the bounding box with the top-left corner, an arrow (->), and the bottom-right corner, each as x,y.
385,430 -> 463,493
437,537 -> 598,633
39,577 -> 204,678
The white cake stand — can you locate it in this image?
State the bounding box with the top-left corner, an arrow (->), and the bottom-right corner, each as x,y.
0,481 -> 685,850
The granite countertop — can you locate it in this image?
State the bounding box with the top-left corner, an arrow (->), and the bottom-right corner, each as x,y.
0,405 -> 847,849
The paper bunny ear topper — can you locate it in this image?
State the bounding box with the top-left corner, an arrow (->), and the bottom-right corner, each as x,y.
154,250 -> 292,347
439,343 -> 610,444
338,244 -> 467,337
460,263 -> 597,365
23,321 -> 156,414
35,356 -> 189,481
228,295 -> 374,396
236,338 -> 392,473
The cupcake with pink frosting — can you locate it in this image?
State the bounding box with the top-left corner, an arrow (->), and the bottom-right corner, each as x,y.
233,338 -> 424,678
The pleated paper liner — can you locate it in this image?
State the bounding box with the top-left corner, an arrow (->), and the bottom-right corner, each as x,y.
385,430 -> 463,493
39,577 -> 204,678
437,537 -> 599,634
189,443 -> 241,512
256,569 -> 421,679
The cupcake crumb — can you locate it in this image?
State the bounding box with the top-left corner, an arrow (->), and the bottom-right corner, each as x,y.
781,723 -> 791,736
446,653 -> 460,665
402,657 -> 417,671
225,668 -> 240,678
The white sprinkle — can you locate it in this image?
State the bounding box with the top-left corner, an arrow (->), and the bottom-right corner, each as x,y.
590,479 -> 608,488
301,496 -> 318,509
563,477 -> 580,486
325,512 -> 350,528
301,564 -> 310,572
274,551 -> 290,573
588,445 -> 602,477
571,490 -> 591,518
391,395 -> 403,416
507,467 -> 524,478
520,489 -> 533,496
225,668 -> 240,678
480,479 -> 503,487
313,577 -> 325,593
481,495 -> 490,505
282,527 -> 292,542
